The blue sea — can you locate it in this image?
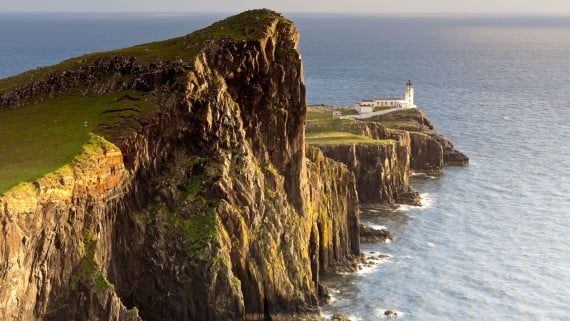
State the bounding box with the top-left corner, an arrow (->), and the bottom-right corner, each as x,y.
1,12 -> 569,321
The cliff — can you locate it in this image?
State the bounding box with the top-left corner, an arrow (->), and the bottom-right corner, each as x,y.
367,108 -> 469,168
314,141 -> 418,206
0,10 -> 360,321
305,107 -> 467,206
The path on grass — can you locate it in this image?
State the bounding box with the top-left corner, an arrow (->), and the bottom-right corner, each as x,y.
338,107 -> 415,120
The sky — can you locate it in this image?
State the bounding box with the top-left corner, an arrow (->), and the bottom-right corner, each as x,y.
0,0 -> 569,15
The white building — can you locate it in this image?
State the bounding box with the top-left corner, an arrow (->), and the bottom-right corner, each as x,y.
354,81 -> 416,114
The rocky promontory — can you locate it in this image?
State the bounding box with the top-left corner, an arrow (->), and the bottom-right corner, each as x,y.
0,9 -> 467,321
306,107 -> 468,208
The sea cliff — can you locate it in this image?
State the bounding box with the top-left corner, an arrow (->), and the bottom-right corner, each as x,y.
306,108 -> 468,207
0,9 -> 466,321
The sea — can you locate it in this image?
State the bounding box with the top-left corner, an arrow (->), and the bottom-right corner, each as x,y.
1,12 -> 569,321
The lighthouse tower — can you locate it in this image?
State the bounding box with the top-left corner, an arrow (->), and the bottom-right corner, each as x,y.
404,80 -> 415,108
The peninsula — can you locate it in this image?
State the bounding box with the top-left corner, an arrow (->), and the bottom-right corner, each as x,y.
0,9 -> 467,321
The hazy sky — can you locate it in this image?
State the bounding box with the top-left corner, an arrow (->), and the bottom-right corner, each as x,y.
1,0 -> 569,14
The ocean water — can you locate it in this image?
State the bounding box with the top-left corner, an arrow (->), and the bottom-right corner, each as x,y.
1,12 -> 569,321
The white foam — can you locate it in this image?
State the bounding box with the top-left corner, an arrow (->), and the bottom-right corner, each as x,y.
427,242 -> 435,247
322,287 -> 339,304
328,292 -> 337,304
397,192 -> 434,212
411,172 -> 439,179
367,223 -> 388,230
419,193 -> 434,209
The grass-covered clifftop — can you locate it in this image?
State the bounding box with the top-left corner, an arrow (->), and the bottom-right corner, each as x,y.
0,91 -> 156,194
0,9 -> 289,195
306,108 -> 395,145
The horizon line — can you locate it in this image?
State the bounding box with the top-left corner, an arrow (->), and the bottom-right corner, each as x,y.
1,10 -> 570,17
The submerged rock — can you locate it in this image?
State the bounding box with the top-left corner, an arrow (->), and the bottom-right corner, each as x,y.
384,308 -> 398,317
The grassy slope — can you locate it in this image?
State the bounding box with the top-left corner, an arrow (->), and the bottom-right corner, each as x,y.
306,108 -> 394,145
0,10 -> 287,196
368,108 -> 427,131
0,91 -> 156,194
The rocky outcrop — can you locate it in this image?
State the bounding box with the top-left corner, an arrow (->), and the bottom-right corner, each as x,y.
408,132 -> 444,174
428,131 -> 469,166
367,108 -> 469,168
0,10 -> 361,321
0,57 -> 190,110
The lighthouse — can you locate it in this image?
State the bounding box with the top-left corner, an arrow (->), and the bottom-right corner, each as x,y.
404,80 -> 415,107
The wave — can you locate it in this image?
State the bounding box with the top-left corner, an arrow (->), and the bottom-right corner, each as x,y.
366,223 -> 388,230
398,193 -> 434,212
410,172 -> 439,179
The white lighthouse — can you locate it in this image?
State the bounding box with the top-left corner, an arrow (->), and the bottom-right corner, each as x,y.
352,81 -> 417,114
404,80 -> 415,107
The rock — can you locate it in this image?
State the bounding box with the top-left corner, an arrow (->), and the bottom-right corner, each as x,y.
384,308 -> 398,317
359,224 -> 394,243
332,312 -> 352,321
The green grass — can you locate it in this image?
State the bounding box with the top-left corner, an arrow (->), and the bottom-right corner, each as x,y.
306,107 -> 395,145
306,131 -> 395,145
306,110 -> 363,135
164,173 -> 220,257
0,91 -> 157,195
307,107 -> 358,119
307,108 -> 335,120
340,108 -> 359,115
373,106 -> 394,112
368,108 -> 427,130
70,231 -> 112,292
374,119 -> 420,128
0,9 -> 288,96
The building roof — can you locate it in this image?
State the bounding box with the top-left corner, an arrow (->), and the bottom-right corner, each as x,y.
373,98 -> 401,101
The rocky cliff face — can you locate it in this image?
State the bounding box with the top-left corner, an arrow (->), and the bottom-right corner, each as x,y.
307,108 -> 467,206
314,142 -> 419,206
368,108 -> 469,168
0,10 -> 360,321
